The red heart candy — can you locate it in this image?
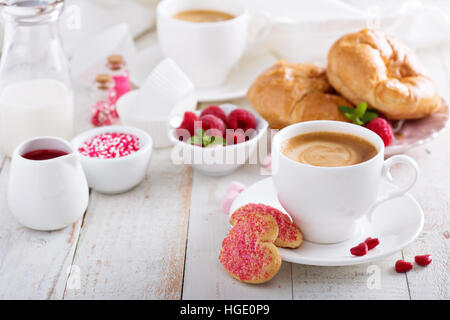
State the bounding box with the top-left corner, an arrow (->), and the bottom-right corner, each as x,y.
395,260 -> 413,273
350,242 -> 368,256
365,237 -> 380,250
415,254 -> 432,266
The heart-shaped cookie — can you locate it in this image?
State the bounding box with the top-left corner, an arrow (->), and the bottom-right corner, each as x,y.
230,203 -> 303,248
219,212 -> 281,284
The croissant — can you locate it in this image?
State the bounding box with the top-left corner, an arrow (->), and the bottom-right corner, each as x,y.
327,28 -> 441,119
247,60 -> 352,129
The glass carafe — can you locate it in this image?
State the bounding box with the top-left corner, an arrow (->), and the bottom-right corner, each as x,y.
0,0 -> 74,157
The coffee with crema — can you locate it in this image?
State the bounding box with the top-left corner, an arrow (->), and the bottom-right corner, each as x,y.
173,9 -> 235,23
281,131 -> 378,167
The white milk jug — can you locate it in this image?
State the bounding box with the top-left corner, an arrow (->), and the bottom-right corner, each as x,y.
0,0 -> 74,157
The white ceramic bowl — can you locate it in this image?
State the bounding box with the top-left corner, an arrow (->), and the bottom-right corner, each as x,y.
168,104 -> 268,176
71,125 -> 153,194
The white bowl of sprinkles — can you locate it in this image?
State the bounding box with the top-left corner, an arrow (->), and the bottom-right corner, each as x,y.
71,125 -> 153,194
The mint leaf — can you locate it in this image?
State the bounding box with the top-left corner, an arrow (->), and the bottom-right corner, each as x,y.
208,136 -> 226,147
354,118 -> 364,125
354,102 -> 367,118
190,135 -> 203,146
344,113 -> 355,120
202,134 -> 212,147
339,106 -> 354,114
361,111 -> 378,123
195,128 -> 205,137
338,102 -> 378,125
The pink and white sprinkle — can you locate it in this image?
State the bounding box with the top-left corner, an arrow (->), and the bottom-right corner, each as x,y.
78,132 -> 141,159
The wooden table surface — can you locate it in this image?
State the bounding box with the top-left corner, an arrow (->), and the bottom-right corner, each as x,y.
0,35 -> 448,300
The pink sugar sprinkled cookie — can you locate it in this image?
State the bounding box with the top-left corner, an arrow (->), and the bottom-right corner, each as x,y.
230,203 -> 303,249
219,212 -> 281,284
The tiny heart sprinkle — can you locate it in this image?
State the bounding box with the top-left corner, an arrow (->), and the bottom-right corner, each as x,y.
350,242 -> 368,256
395,260 -> 413,273
365,237 -> 380,250
415,254 -> 432,266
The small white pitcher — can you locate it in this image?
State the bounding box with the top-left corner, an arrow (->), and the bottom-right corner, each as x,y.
8,136 -> 89,231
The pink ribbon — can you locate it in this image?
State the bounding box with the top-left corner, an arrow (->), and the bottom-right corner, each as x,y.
221,181 -> 246,215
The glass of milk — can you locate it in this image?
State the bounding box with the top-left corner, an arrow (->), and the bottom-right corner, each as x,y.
0,0 -> 74,157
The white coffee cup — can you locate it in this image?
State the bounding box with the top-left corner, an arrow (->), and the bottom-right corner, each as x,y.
157,0 -> 270,88
8,136 -> 89,231
272,121 -> 419,244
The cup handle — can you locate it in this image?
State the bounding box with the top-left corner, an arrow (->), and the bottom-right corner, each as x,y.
367,155 -> 419,222
246,12 -> 272,55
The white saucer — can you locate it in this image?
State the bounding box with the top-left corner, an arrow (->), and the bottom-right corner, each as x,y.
131,43 -> 277,102
229,177 -> 424,266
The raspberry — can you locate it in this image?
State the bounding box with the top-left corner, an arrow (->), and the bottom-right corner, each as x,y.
200,114 -> 225,137
365,117 -> 394,146
415,254 -> 432,266
227,109 -> 257,132
225,129 -> 246,145
200,105 -> 227,124
365,237 -> 380,250
177,111 -> 198,137
350,242 -> 368,256
395,260 -> 413,273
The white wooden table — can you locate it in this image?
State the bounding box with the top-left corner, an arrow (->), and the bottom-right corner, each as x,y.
0,36 -> 448,300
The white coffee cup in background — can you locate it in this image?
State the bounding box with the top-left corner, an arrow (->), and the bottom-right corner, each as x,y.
156,0 -> 270,88
272,121 -> 419,244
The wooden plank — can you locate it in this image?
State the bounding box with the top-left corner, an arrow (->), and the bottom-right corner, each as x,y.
400,134 -> 450,300
0,159 -> 83,299
292,255 -> 409,299
0,154 -> 4,170
183,165 -> 293,300
398,46 -> 450,300
63,148 -> 192,299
